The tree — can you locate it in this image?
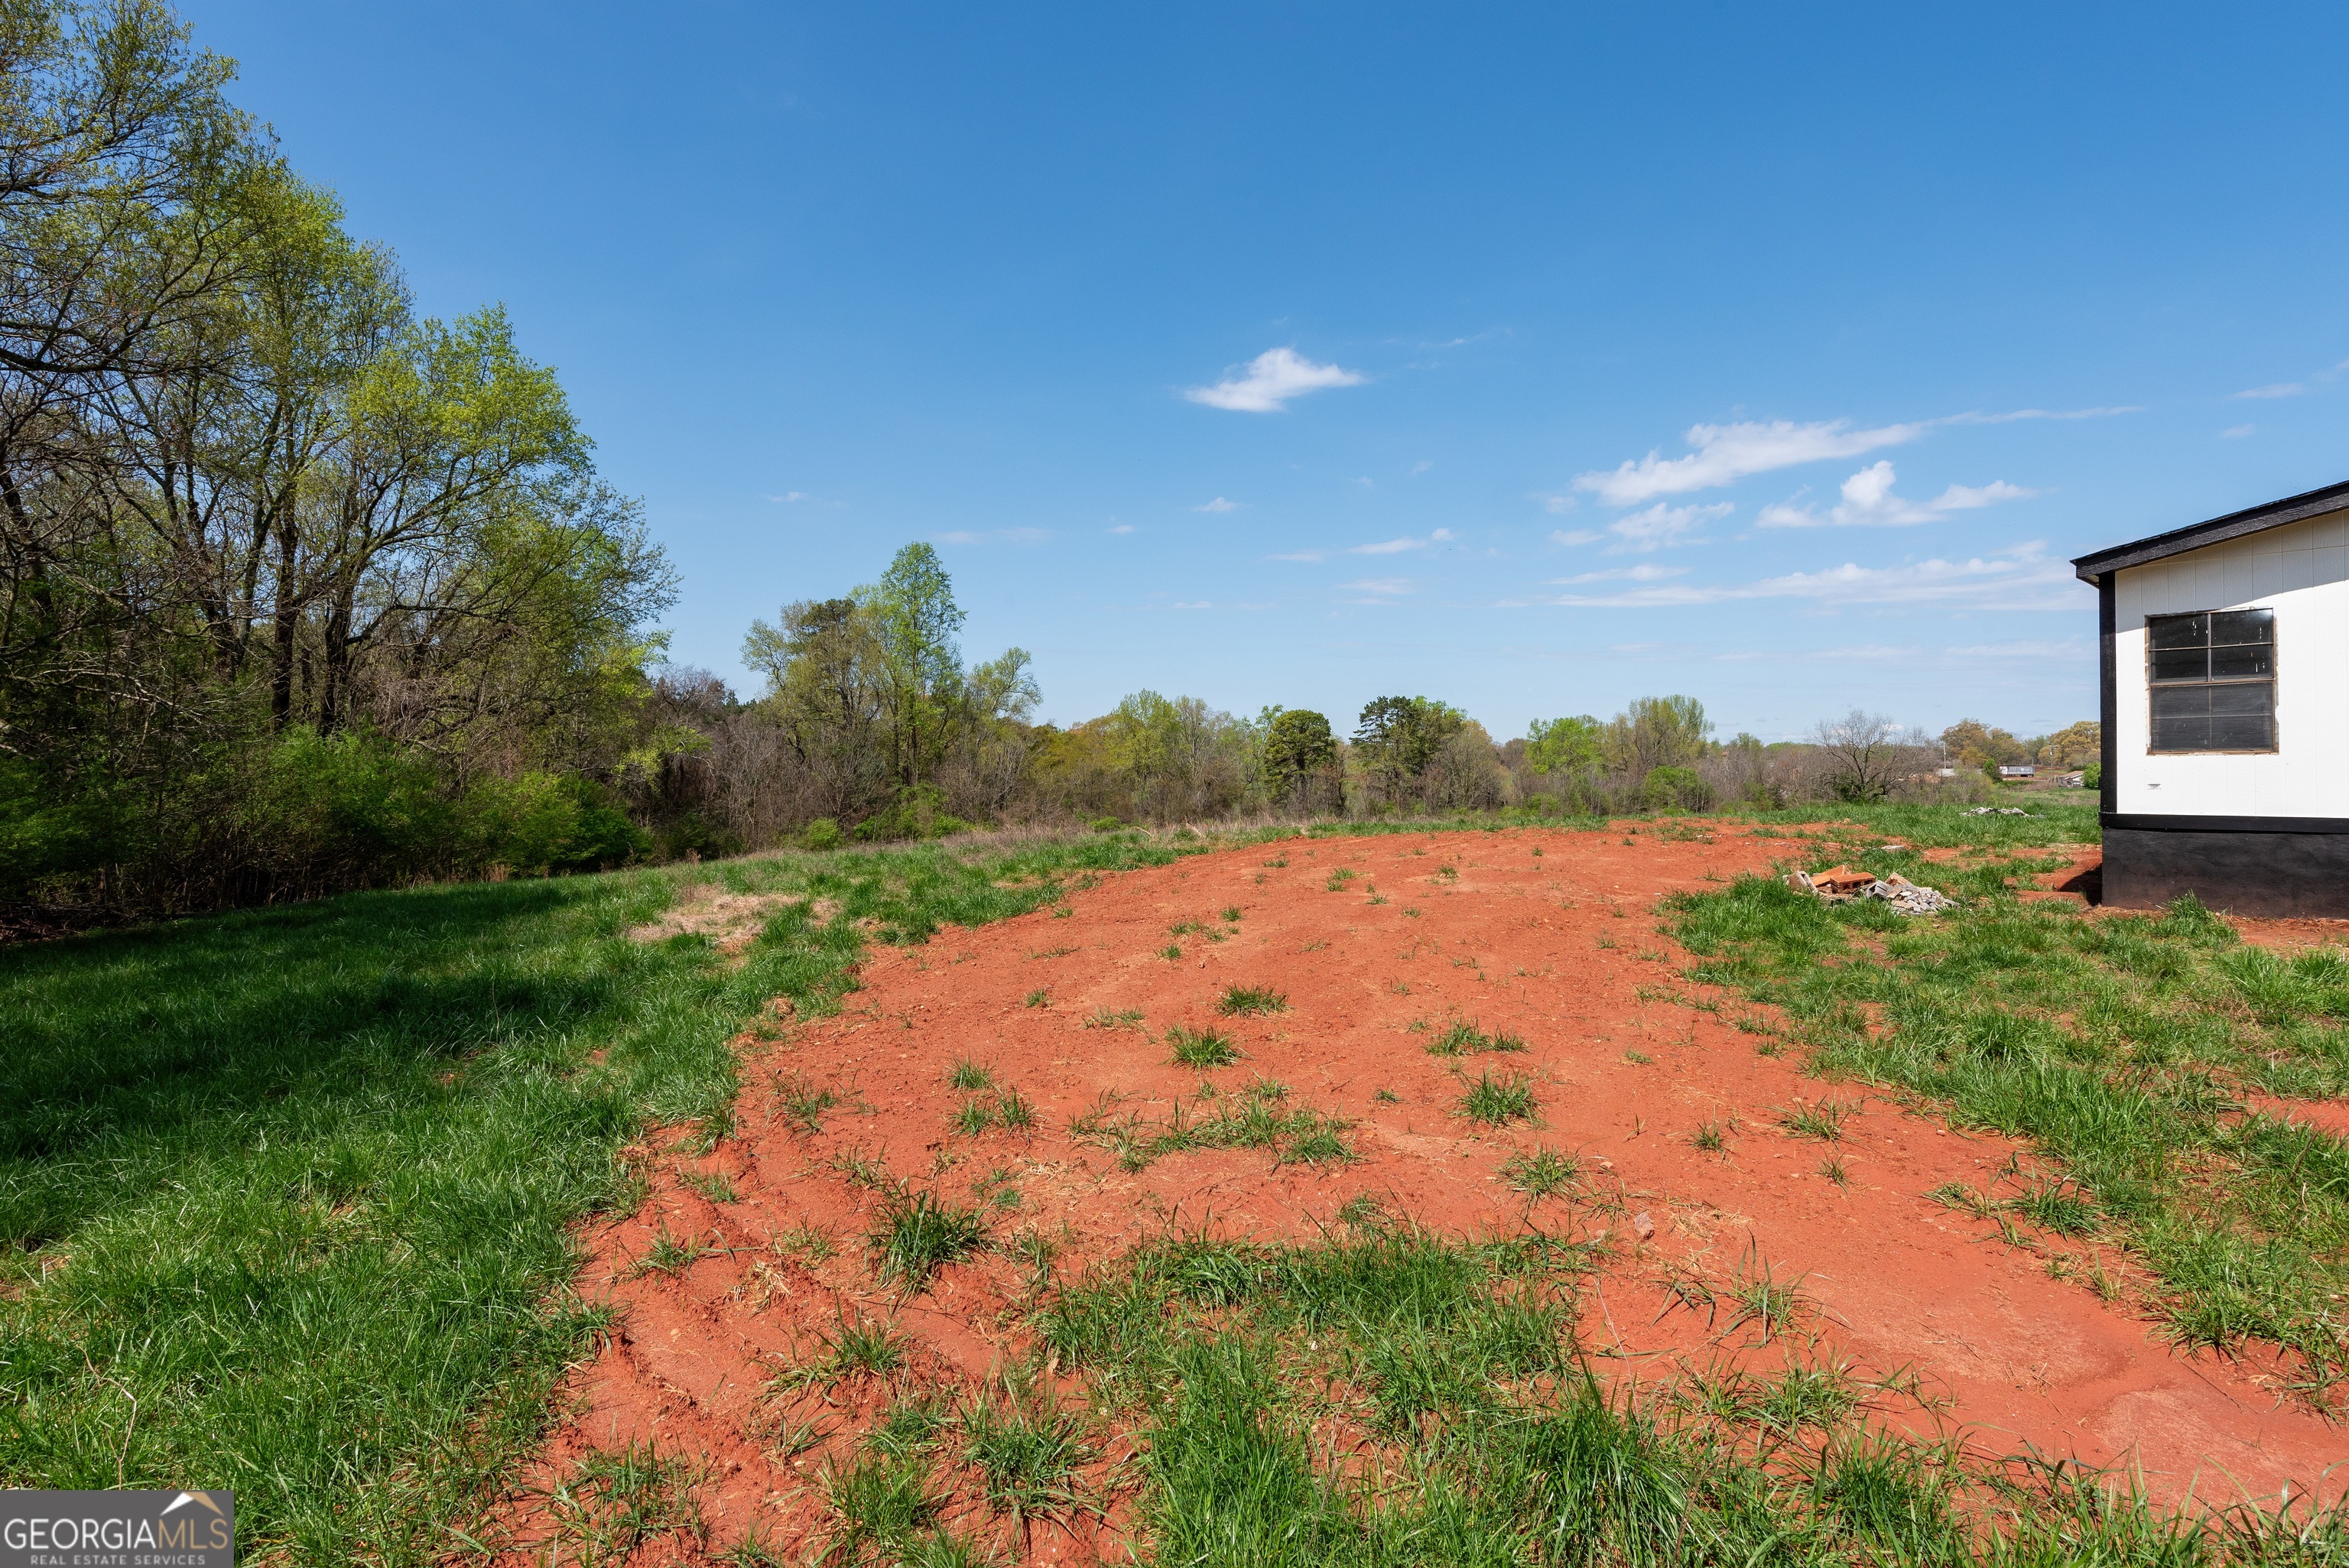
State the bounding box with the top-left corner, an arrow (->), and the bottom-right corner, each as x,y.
1525,714 -> 1604,777
1940,718 -> 2027,771
1259,707 -> 1337,810
2036,720 -> 2100,770
1815,709 -> 1915,802
859,541 -> 964,790
1604,695 -> 1712,778
1353,695 -> 1464,806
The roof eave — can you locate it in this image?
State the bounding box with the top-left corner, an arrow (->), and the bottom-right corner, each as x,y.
2072,477 -> 2349,583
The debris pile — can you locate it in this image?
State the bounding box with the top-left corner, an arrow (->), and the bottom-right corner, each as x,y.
1786,865 -> 1958,915
1963,806 -> 2035,817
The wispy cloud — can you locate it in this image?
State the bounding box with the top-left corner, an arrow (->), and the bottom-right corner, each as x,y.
1532,492 -> 1577,514
1941,406 -> 2143,424
1107,522 -> 1136,534
1546,541 -> 2078,609
1350,528 -> 1457,556
1184,346 -> 1365,413
2222,424 -> 2256,440
1342,577 -> 1411,598
763,491 -> 812,504
2234,382 -> 2305,400
1571,406 -> 2133,507
1194,496 -> 1241,512
1172,601 -> 1212,610
1604,501 -> 1731,553
1756,462 -> 2032,528
1549,528 -> 1600,546
1549,564 -> 1689,585
1574,419 -> 1924,505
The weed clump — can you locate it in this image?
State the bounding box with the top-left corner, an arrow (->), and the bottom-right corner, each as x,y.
1458,1071 -> 1538,1126
1167,1024 -> 1242,1067
1219,985 -> 1288,1016
871,1190 -> 989,1290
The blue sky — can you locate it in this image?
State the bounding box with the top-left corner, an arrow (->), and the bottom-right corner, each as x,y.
190,3 -> 2349,741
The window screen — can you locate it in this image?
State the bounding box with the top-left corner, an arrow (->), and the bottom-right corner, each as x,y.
2146,609 -> 2275,752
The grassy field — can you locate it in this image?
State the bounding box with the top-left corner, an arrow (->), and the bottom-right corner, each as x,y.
19,797 -> 2346,1567
1660,830 -> 2349,1407
0,829 -> 1216,1561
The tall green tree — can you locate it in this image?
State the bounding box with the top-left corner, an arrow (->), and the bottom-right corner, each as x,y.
1259,706 -> 1337,809
859,541 -> 964,790
1353,695 -> 1464,805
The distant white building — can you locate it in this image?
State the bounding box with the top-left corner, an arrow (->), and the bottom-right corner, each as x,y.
1999,764 -> 2036,779
2072,479 -> 2349,917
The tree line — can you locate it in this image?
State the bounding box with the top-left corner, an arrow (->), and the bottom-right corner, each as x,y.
0,4 -> 2095,927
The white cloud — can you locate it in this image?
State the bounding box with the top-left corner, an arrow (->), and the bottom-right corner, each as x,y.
1546,541 -> 2078,609
1342,577 -> 1411,596
1549,528 -> 1600,546
1412,459 -> 1434,475
1548,564 -> 1689,585
1107,522 -> 1136,534
1172,601 -> 1212,609
1532,492 -> 1577,514
1184,346 -> 1366,413
2234,382 -> 2305,400
1605,501 -> 1732,553
2222,424 -> 2256,439
1574,419 -> 1923,505
1194,496 -> 1241,512
763,491 -> 811,504
1270,549 -> 1328,562
1942,406 -> 2143,424
1349,528 -> 1457,556
1756,462 -> 2033,528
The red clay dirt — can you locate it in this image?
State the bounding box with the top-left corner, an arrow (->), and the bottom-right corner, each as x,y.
488,827 -> 2348,1564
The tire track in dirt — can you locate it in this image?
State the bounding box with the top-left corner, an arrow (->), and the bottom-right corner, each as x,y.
487,827 -> 2345,1563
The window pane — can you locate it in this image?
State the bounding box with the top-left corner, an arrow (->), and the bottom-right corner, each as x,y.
2211,644 -> 2274,678
2149,648 -> 2208,682
2152,715 -> 2211,750
2209,714 -> 2275,748
2209,682 -> 2273,716
2150,686 -> 2211,718
2148,613 -> 2208,650
2211,609 -> 2275,646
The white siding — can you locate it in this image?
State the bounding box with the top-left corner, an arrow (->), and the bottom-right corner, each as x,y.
2112,506 -> 2349,818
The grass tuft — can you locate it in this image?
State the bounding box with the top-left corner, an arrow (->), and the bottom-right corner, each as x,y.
870,1190 -> 990,1290
1167,1024 -> 1242,1067
1218,984 -> 1289,1016
1458,1070 -> 1539,1126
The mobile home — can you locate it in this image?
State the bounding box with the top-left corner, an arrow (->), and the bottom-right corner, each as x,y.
2072,478 -> 2349,917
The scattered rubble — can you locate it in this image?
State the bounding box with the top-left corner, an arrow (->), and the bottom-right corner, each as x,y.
1964,807 -> 2036,817
1786,866 -> 1958,915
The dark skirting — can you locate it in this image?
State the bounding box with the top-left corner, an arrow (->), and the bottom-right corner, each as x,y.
2103,825 -> 2349,918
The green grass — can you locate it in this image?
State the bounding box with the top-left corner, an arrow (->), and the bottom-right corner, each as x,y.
0,829 -> 1206,1560
1457,1069 -> 1539,1126
1075,1079 -> 1353,1171
1021,1220 -> 2349,1565
1663,865 -> 2349,1398
870,1189 -> 991,1291
1167,1024 -> 1242,1067
1218,984 -> 1288,1016
1423,1018 -> 1528,1057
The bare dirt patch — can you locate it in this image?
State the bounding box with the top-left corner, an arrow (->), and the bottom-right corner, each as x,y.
499,828 -> 2345,1563
627,884 -> 837,958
